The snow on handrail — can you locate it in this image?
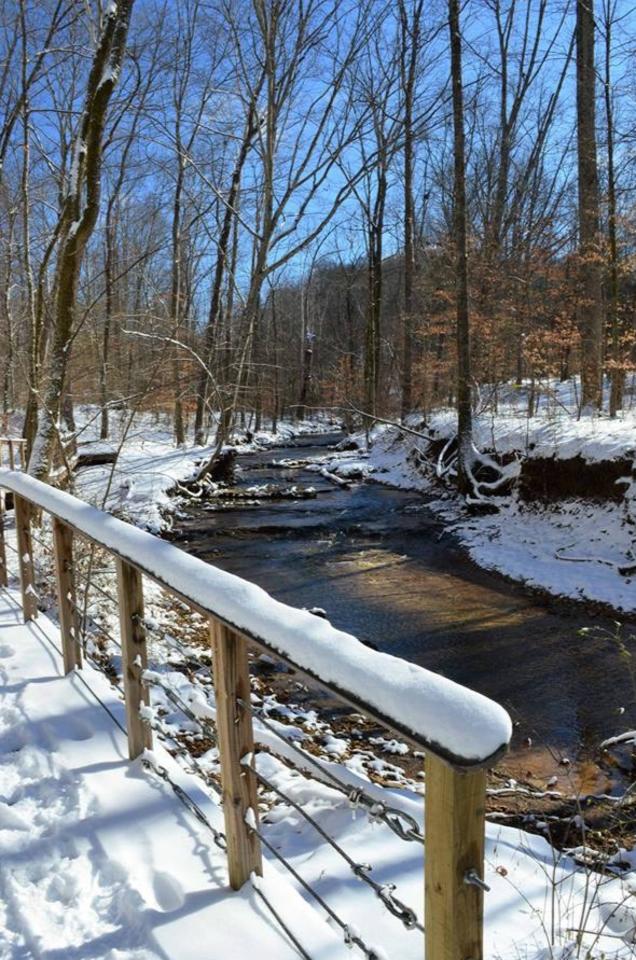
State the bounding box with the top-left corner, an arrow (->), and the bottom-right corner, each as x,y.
0,468 -> 512,768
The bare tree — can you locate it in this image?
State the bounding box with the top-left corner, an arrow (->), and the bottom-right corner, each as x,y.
99,25 -> 160,440
398,0 -> 424,419
602,0 -> 622,416
0,1 -> 77,185
448,0 -> 473,493
576,0 -> 603,411
356,60 -> 397,419
194,0 -> 374,478
192,93 -> 261,445
28,0 -> 136,481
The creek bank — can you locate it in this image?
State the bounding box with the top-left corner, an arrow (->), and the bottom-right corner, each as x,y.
354,417 -> 636,618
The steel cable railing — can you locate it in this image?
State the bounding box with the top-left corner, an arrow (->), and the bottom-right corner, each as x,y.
252,762 -> 423,933
238,697 -> 425,845
138,613 -> 425,846
142,672 -> 425,938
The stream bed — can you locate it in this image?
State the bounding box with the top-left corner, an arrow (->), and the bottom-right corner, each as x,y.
171,433 -> 635,788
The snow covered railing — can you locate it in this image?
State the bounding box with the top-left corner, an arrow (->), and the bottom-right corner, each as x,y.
0,437 -> 26,469
0,468 -> 512,960
0,440 -> 26,587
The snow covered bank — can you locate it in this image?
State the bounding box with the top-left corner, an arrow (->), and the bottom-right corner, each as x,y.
359,380 -> 636,616
71,408 -> 340,531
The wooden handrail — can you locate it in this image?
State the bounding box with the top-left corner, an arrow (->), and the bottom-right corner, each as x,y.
0,468 -> 511,768
0,465 -> 512,958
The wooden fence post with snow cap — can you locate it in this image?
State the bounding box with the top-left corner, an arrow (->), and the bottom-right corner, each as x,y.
0,491 -> 7,588
425,754 -> 487,960
14,494 -> 37,621
211,617 -> 262,889
52,518 -> 81,673
116,558 -> 152,759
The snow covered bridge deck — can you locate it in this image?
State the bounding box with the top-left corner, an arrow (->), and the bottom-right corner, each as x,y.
0,586 -> 338,959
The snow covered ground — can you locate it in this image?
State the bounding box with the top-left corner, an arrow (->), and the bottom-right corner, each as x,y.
0,587 -> 340,960
5,384 -> 636,619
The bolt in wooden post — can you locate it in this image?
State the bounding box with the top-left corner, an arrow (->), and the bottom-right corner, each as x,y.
425,755 -> 487,960
14,495 -> 37,622
211,618 -> 262,889
116,559 -> 152,759
52,518 -> 81,673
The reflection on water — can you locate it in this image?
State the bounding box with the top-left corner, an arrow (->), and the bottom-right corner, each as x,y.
172,435 -> 635,769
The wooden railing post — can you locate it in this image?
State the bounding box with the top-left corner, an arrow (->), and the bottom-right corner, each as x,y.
211,618 -> 262,889
425,755 -> 487,960
116,559 -> 152,759
0,491 -> 7,588
14,494 -> 38,621
52,518 -> 82,673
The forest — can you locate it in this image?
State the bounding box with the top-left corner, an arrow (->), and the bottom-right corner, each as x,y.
1,0 -> 634,493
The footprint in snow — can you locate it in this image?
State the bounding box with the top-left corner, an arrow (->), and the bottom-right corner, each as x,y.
0,802 -> 29,832
0,704 -> 28,755
46,869 -> 81,904
151,870 -> 185,913
40,715 -> 94,751
0,724 -> 28,755
0,643 -> 14,659
599,900 -> 636,942
63,716 -> 94,741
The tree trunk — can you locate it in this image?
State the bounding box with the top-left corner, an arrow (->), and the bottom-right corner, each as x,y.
100,212 -> 116,439
193,105 -> 257,445
298,344 -> 313,417
448,0 -> 473,494
364,172 -> 385,419
576,0 -> 603,411
171,155 -> 186,446
604,7 -> 621,417
398,0 -> 423,419
1,213 -> 16,415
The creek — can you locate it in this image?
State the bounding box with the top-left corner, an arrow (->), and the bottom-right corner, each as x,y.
171,432 -> 635,788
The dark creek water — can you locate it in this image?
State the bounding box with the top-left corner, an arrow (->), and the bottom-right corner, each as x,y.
171,433 -> 635,783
